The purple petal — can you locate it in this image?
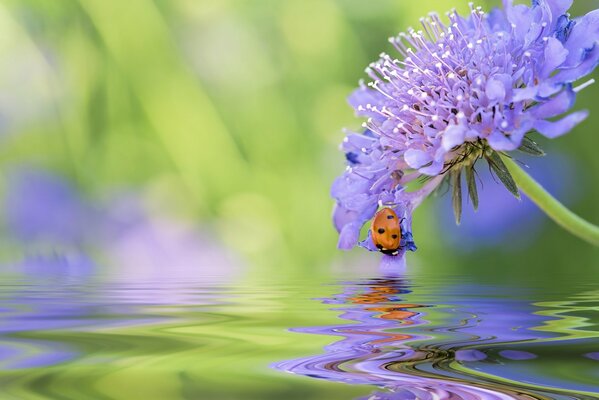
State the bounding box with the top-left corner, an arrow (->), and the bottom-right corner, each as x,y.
419,161 -> 444,176
332,203 -> 357,233
343,133 -> 377,150
529,87 -> 575,119
551,44 -> 599,84
359,230 -> 379,252
513,86 -> 539,102
541,37 -> 568,77
545,0 -> 573,21
487,131 -> 518,151
379,253 -> 407,275
505,4 -> 534,41
404,149 -> 433,169
534,110 -> 588,138
488,120 -> 531,151
486,78 -> 507,102
562,10 -> 599,68
442,125 -> 466,151
338,223 -> 361,250
418,161 -> 443,176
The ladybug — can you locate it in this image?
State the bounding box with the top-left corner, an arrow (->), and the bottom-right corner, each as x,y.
370,208 -> 402,256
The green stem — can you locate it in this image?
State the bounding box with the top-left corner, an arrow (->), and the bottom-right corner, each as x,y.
502,155 -> 599,246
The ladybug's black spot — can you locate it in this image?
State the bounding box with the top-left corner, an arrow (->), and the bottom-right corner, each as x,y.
387,215 -> 394,219
377,228 -> 385,234
391,234 -> 398,239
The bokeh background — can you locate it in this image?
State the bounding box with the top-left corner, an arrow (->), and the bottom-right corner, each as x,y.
0,0 -> 597,284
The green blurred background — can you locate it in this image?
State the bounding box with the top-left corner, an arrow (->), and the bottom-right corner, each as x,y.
0,0 -> 596,281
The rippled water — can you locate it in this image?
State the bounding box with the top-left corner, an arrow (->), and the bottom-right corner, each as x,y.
0,270 -> 598,399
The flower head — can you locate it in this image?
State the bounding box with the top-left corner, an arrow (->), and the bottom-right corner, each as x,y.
332,0 -> 599,258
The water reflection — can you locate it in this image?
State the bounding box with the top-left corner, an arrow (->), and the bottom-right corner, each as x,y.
275,277 -> 599,399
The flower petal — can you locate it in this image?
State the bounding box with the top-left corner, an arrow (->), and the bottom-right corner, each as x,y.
338,222 -> 361,250
486,78 -> 507,102
332,203 -> 357,233
534,110 -> 588,138
442,125 -> 466,151
541,37 -> 568,78
529,87 -> 575,119
551,44 -> 599,84
359,230 -> 379,252
562,10 -> 599,67
404,148 -> 433,169
419,161 -> 444,176
379,253 -> 407,275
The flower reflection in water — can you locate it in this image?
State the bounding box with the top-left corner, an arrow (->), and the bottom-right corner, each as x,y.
275,278 -> 599,399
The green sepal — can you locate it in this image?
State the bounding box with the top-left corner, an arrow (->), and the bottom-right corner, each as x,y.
518,136 -> 545,157
465,166 -> 478,211
451,169 -> 462,225
486,151 -> 521,199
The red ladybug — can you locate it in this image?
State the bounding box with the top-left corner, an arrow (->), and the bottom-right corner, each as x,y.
370,208 -> 401,256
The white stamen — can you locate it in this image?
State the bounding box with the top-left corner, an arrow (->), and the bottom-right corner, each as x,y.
573,79 -> 595,93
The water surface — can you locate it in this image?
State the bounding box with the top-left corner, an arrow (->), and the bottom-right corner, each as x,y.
0,270 -> 598,399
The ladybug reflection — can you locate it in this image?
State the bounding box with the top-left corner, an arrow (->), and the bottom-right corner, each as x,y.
370,208 -> 403,256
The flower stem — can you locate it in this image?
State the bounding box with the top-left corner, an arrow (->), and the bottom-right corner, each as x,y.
502,155 -> 599,246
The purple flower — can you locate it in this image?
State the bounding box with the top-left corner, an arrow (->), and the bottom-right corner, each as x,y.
333,0 -> 599,259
